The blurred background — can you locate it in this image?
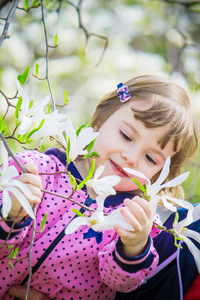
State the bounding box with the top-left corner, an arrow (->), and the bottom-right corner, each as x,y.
0,0 -> 200,202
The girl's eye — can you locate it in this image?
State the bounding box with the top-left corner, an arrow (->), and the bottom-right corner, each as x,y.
120,130 -> 132,142
145,154 -> 157,165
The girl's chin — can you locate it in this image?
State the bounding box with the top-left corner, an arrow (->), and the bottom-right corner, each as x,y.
114,183 -> 138,193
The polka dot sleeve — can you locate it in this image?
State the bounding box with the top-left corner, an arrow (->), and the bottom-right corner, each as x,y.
98,237 -> 159,292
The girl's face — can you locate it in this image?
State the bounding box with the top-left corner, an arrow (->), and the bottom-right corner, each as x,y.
90,101 -> 177,192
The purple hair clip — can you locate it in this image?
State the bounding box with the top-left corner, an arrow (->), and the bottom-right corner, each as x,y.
117,82 -> 131,103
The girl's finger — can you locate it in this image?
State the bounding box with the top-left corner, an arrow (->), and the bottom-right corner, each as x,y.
123,199 -> 149,226
18,173 -> 42,190
24,162 -> 39,175
120,206 -> 142,232
8,285 -> 50,300
126,197 -> 153,220
24,183 -> 42,200
114,224 -> 134,240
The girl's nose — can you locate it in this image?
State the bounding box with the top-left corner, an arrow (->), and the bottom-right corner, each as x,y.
121,152 -> 137,168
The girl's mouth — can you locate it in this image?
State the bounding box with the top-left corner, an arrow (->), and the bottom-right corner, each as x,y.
110,160 -> 129,177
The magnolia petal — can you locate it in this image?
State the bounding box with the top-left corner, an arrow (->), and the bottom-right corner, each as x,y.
2,190 -> 11,218
28,95 -> 51,114
160,197 -> 177,212
65,118 -> 77,141
77,127 -> 99,149
177,208 -> 194,230
123,167 -> 149,183
32,112 -> 68,140
96,195 -> 107,211
0,141 -> 8,171
99,175 -> 121,186
160,172 -> 190,190
19,115 -> 32,135
57,132 -> 68,149
153,156 -> 171,187
92,182 -> 116,196
193,205 -> 200,223
91,209 -> 133,232
7,187 -> 35,219
183,228 -> 200,244
0,166 -> 19,183
65,217 -> 88,234
94,166 -> 104,180
149,196 -> 159,217
9,179 -> 35,200
16,80 -> 29,113
162,195 -> 193,210
181,235 -> 200,273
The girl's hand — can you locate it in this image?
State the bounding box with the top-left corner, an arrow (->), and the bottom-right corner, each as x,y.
114,196 -> 153,257
8,285 -> 50,300
9,162 -> 42,221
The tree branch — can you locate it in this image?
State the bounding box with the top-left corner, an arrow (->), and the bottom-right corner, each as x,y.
0,0 -> 19,47
62,0 -> 108,66
41,0 -> 55,110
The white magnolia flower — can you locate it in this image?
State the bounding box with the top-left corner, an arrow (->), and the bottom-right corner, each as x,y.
58,118 -> 99,161
0,142 -> 35,219
86,165 -> 121,197
173,204 -> 200,273
65,194 -> 133,235
31,109 -> 68,140
124,156 -> 193,215
16,80 -> 51,135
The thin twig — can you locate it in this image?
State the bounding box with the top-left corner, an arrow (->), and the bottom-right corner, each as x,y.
0,131 -> 27,173
25,205 -> 36,300
0,0 -> 19,47
41,0 -> 55,110
62,0 -> 108,66
41,188 -> 95,212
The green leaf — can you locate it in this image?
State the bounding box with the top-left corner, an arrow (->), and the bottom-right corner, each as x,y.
77,178 -> 87,191
133,178 -> 146,193
29,99 -> 34,109
69,171 -> 77,190
40,212 -> 48,232
174,235 -> 183,249
76,124 -> 87,136
86,158 -> 96,180
15,96 -> 23,120
35,63 -> 39,76
85,139 -> 95,153
154,224 -> 167,230
77,158 -> 96,190
47,103 -> 51,114
66,137 -> 71,164
173,212 -> 179,226
7,245 -> 14,249
0,116 -> 8,135
32,0 -> 40,6
83,151 -> 99,159
24,0 -> 29,10
71,208 -> 84,217
39,144 -> 46,151
26,118 -> 45,140
9,247 -> 19,263
17,133 -> 27,143
64,90 -> 69,105
17,66 -> 30,85
54,33 -> 58,46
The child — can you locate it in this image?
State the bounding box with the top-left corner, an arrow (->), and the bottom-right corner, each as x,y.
0,75 -> 198,300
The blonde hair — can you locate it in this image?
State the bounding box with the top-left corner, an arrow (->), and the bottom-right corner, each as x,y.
91,75 -> 199,198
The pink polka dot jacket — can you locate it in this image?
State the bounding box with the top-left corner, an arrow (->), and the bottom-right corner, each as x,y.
0,149 -> 160,300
